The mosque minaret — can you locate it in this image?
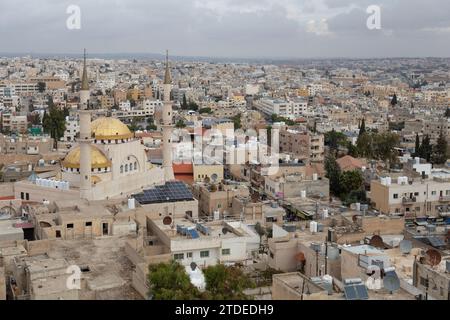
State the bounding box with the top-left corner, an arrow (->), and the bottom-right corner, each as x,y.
78,49 -> 93,200
161,50 -> 175,181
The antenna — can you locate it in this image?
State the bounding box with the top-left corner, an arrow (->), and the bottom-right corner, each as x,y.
399,240 -> 412,255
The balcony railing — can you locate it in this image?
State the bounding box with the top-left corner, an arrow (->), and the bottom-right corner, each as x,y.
439,196 -> 450,202
402,197 -> 416,204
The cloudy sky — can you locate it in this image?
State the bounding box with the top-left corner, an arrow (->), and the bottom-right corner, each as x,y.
0,0 -> 449,58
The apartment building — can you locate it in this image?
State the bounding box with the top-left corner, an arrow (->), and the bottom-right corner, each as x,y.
0,134 -> 53,155
1,113 -> 27,133
279,129 -> 325,163
63,115 -> 79,142
370,170 -> 450,217
254,98 -> 307,118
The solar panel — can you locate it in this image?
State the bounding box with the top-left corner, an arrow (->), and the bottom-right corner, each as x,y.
344,284 -> 369,300
344,285 -> 357,300
427,236 -> 446,248
133,181 -> 194,204
355,284 -> 369,300
188,229 -> 200,239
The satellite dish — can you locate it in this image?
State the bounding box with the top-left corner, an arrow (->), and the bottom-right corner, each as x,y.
211,173 -> 218,182
369,235 -> 384,248
383,273 -> 400,293
425,249 -> 441,266
352,215 -> 359,223
222,228 -> 228,235
190,262 -> 197,271
162,216 -> 172,226
399,240 -> 412,254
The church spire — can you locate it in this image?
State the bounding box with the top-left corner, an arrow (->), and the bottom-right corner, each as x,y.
81,48 -> 89,90
163,50 -> 172,85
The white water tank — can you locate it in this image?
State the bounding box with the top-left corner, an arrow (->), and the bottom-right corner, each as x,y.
415,157 -> 420,165
322,209 -> 329,219
380,177 -> 387,185
310,221 -> 318,233
128,198 -> 136,210
313,173 -> 318,181
213,210 -> 220,221
386,177 -> 392,185
355,202 -> 361,211
301,190 -> 306,198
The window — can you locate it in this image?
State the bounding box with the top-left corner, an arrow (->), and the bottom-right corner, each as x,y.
85,222 -> 92,227
414,192 -> 419,196
393,194 -> 398,199
67,223 -> 74,229
120,165 -> 123,173
419,277 -> 428,287
174,253 -> 184,260
431,191 -> 436,196
134,162 -> 137,170
55,230 -> 61,238
21,192 -> 24,200
200,250 -> 209,258
125,164 -> 128,172
25,193 -> 29,200
187,252 -> 193,258
222,249 -> 231,255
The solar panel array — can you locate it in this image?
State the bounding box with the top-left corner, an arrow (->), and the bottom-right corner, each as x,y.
133,181 -> 194,204
344,284 -> 369,300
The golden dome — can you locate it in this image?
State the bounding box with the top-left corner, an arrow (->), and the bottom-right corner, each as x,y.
62,145 -> 111,169
91,117 -> 133,140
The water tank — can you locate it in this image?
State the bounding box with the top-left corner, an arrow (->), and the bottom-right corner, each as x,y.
317,223 -> 324,232
310,242 -> 321,252
355,203 -> 361,211
361,166 -> 366,172
310,221 -> 318,233
322,209 -> 329,219
28,164 -> 32,171
415,157 -> 420,165
322,275 -> 333,295
327,246 -> 340,260
128,198 -> 136,210
213,210 -> 220,221
282,224 -> 296,233
380,177 -> 387,185
313,173 -> 318,181
301,190 -> 306,198
386,177 -> 392,185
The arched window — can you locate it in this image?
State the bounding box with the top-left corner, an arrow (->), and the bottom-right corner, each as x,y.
125,164 -> 128,172
134,162 -> 137,170
120,165 -> 123,173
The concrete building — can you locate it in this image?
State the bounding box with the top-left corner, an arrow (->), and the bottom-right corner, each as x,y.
279,129 -> 324,163
370,170 -> 450,217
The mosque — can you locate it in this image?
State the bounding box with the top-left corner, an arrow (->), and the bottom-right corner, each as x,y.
14,51 -> 175,202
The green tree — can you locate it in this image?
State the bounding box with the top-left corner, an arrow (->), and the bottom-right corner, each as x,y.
445,107 -> 450,118
148,261 -> 201,300
356,132 -> 373,158
182,94 -> 188,110
372,132 -> 400,166
42,98 -> 66,149
431,129 -> 448,164
175,119 -> 186,128
340,170 -> 364,196
358,118 -> 366,137
232,113 -> 242,129
390,93 -> 398,107
37,82 -> 46,93
325,154 -> 341,196
203,264 -> 254,300
187,100 -> 199,111
199,107 -> 212,114
418,134 -> 432,162
413,133 -> 420,157
325,129 -> 346,156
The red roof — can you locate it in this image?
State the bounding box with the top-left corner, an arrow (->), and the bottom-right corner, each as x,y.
173,163 -> 193,174
0,196 -> 15,200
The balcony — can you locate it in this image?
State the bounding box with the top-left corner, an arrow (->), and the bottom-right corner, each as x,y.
402,197 -> 416,204
439,196 -> 450,202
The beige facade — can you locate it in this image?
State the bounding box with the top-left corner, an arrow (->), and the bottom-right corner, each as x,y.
272,273 -> 330,300
193,164 -> 224,183
370,174 -> 450,217
279,129 -> 324,164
